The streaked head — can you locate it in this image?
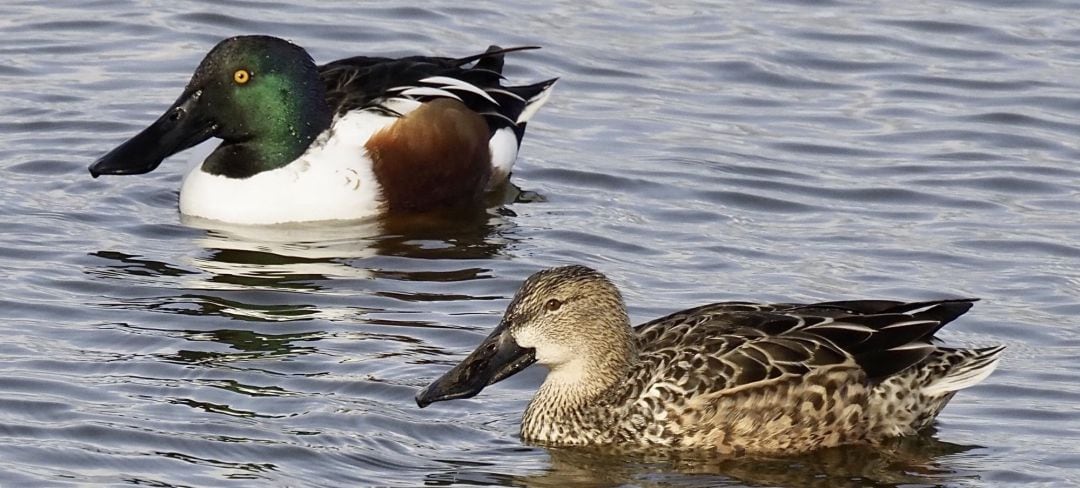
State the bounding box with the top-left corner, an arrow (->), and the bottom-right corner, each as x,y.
416,265 -> 634,407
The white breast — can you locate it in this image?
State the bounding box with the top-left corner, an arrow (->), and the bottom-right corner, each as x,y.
179,108 -> 405,225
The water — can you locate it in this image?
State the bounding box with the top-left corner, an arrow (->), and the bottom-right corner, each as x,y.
1,0 -> 1078,486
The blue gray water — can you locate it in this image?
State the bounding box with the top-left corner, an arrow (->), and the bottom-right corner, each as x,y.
1,1 -> 1078,486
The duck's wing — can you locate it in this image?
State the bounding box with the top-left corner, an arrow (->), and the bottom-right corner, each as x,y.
619,299 -> 983,450
318,46 -> 555,131
632,298 -> 978,394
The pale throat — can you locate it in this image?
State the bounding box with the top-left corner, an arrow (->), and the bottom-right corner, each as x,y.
544,357 -> 594,390
533,345 -> 633,407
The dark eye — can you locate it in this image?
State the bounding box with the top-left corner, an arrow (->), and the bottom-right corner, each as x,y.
544,298 -> 563,312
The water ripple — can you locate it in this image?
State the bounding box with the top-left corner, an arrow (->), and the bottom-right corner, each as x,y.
0,0 -> 1077,486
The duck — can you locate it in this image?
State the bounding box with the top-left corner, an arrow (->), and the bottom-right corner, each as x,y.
416,265 -> 1005,454
88,35 -> 556,225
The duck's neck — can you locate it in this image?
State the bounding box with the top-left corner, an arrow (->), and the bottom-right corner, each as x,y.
203,86 -> 333,179
520,329 -> 638,444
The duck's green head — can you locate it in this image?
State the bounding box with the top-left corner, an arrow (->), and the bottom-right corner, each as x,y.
416,265 -> 635,407
89,35 -> 332,179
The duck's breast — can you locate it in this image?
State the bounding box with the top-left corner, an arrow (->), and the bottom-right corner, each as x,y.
179,111 -> 390,225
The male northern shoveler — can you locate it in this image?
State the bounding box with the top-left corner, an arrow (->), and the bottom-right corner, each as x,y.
416,265 -> 1005,454
88,35 -> 556,225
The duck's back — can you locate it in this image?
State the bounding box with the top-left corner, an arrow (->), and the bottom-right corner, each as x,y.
320,53 -> 501,114
319,46 -> 555,138
604,299 -> 1003,453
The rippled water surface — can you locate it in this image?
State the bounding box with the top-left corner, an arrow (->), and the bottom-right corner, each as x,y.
2,1 -> 1079,486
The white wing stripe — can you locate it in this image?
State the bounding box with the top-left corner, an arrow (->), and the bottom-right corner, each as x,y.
880,320 -> 936,330
397,87 -> 463,101
888,342 -> 933,351
902,304 -> 940,315
419,76 -> 499,105
516,80 -> 556,124
484,87 -> 526,102
812,323 -> 876,333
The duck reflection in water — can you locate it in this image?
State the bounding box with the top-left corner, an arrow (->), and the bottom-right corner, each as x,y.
422,432 -> 983,488
89,196 -> 523,291
86,202 -> 526,370
182,202 -> 522,289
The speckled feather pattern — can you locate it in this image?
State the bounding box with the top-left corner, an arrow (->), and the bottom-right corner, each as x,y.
510,266 -> 1004,454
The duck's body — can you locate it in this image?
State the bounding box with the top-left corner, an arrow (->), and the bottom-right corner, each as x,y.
517,300 -> 1002,453
417,266 -> 1004,455
90,36 -> 556,225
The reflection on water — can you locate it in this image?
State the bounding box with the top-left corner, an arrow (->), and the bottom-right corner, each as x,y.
88,202 -> 520,294
184,206 -> 517,286
83,205 -> 524,381
426,433 -> 982,488
88,250 -> 198,279
95,293 -> 324,321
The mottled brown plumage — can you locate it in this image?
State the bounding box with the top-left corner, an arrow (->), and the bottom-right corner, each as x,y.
417,265 -> 1005,454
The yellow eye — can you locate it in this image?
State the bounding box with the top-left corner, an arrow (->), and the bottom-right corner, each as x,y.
233,69 -> 250,85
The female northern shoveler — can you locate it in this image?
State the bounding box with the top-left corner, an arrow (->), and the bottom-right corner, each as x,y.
89,35 -> 556,225
416,265 -> 1005,454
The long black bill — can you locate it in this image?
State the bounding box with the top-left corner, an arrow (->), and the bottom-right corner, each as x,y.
88,90 -> 216,178
415,320 -> 536,408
